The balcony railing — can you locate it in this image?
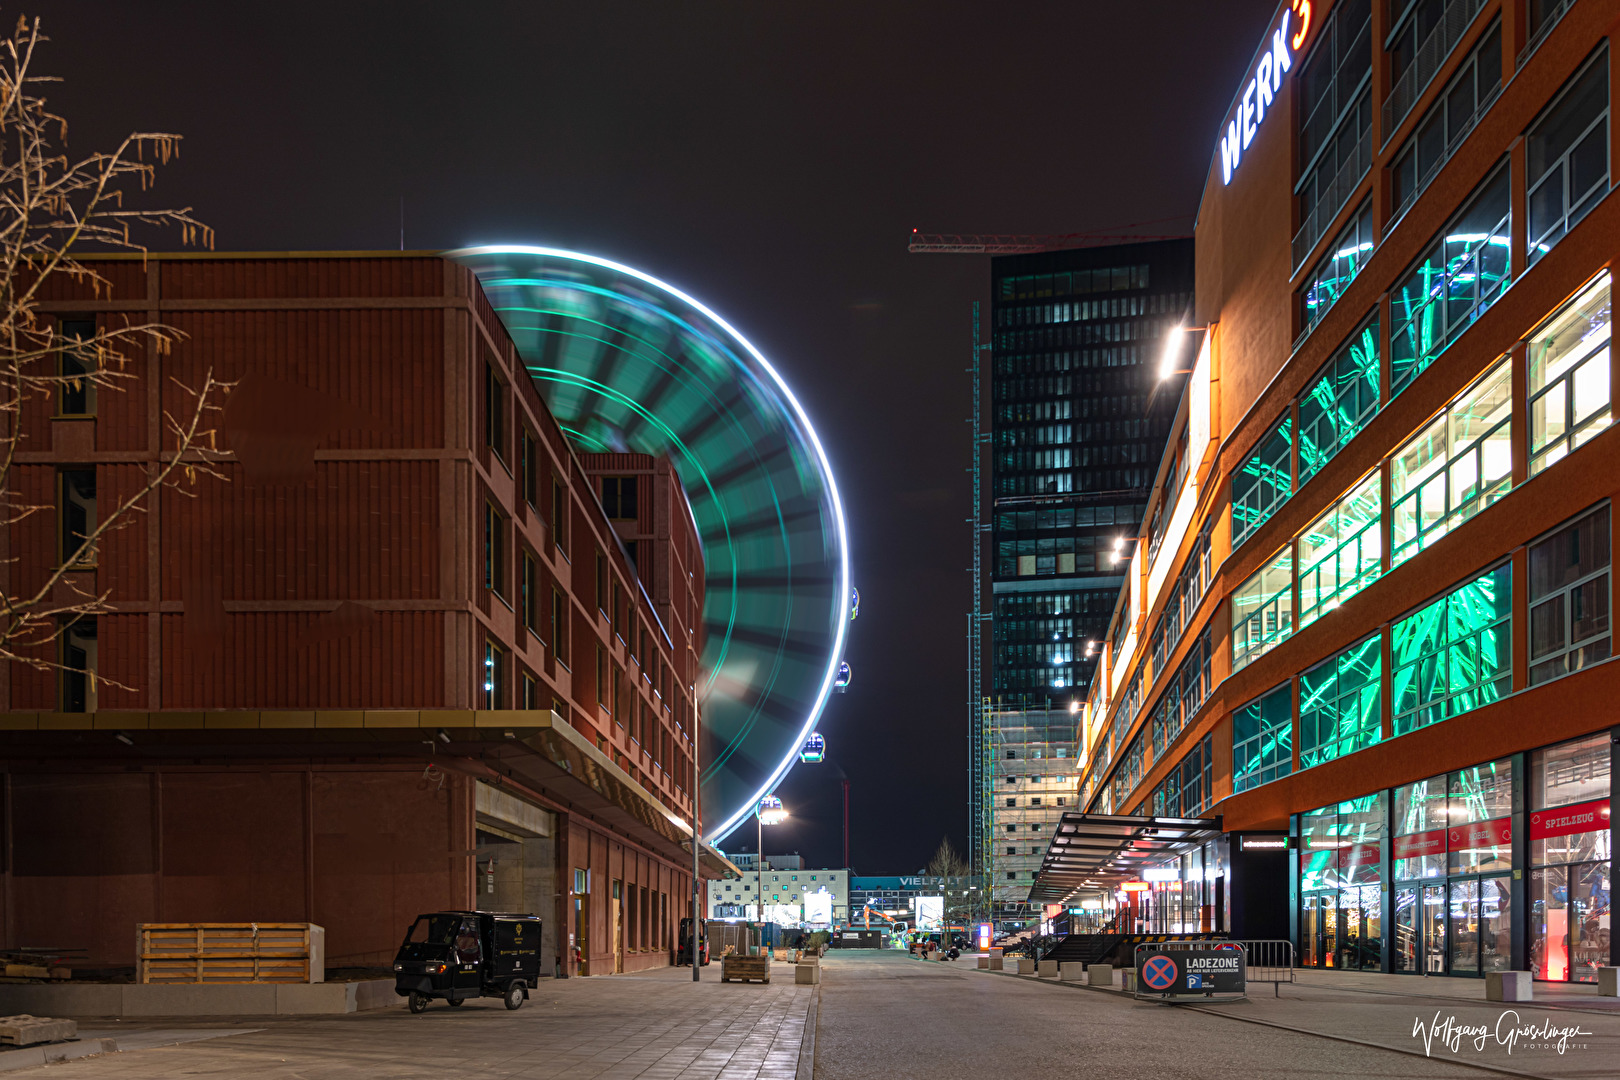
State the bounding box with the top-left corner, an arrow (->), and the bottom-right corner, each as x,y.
1382,0 -> 1488,145
1292,126 -> 1373,273
1518,0 -> 1574,68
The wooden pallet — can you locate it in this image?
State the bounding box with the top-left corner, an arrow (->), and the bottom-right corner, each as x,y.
137,923 -> 319,984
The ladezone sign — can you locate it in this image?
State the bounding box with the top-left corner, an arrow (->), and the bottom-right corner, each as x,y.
1219,0 -> 1315,186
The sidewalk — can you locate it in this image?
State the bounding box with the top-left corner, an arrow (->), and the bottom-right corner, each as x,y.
9,963 -> 816,1080
972,961 -> 1620,1078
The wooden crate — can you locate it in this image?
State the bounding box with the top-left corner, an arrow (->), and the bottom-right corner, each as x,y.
137,923 -> 324,984
720,954 -> 770,984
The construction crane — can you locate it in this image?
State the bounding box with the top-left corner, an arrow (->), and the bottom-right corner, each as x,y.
907,223 -> 1189,254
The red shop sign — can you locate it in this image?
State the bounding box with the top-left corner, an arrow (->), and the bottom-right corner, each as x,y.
1448,816 -> 1512,850
1393,828 -> 1445,860
1529,798 -> 1611,841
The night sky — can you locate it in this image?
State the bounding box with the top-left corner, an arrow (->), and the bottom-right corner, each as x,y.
43,1 -> 1276,872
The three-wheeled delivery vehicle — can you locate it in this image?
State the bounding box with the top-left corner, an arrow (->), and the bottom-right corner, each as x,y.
393,910 -> 541,1012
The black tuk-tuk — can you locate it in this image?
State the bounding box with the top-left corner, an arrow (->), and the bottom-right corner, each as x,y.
393,910 -> 541,1012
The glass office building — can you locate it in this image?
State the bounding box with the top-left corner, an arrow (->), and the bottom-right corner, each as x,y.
988,240 -> 1194,706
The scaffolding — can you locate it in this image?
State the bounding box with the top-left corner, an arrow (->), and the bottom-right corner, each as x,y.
966,301 -> 992,885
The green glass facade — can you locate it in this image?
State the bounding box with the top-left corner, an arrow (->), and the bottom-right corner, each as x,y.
1299,636 -> 1382,769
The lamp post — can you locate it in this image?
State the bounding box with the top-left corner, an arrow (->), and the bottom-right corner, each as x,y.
755,795 -> 788,951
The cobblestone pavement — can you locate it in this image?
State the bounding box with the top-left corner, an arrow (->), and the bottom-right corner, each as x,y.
24,964 -> 812,1080
815,949 -> 1619,1080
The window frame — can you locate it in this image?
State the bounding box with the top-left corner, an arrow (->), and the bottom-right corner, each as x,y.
485,359 -> 508,468
1526,44 -> 1610,265
1297,470 -> 1383,628
56,317 -> 98,418
1390,356 -> 1512,567
1527,271 -> 1612,476
1232,544 -> 1295,672
1233,683 -> 1293,794
1231,418 -> 1294,549
484,499 -> 509,603
1298,634 -> 1382,769
1527,503 -> 1611,687
1298,315 -> 1381,481
482,638 -> 507,710
1391,561 -> 1512,735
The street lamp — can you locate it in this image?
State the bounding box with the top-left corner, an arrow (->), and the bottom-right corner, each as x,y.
755,795 -> 788,944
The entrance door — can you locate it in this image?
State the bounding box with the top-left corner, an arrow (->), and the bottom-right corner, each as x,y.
1321,896 -> 1338,967
1448,878 -> 1480,976
1393,887 -> 1418,971
1422,884 -> 1446,973
1302,895 -> 1321,968
611,881 -> 624,974
1569,862 -> 1611,983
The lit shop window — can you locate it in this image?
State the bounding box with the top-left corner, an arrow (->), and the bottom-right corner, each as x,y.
1297,471 -> 1382,628
1232,684 -> 1292,794
1231,545 -> 1294,672
1298,635 -> 1381,769
1390,164 -> 1511,396
1527,45 -> 1609,265
1231,420 -> 1293,548
1528,272 -> 1611,476
1389,358 -> 1512,568
1391,563 -> 1511,736
1298,317 -> 1379,482
1528,503 -> 1611,686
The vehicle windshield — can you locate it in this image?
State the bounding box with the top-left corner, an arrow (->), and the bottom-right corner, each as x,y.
405,915 -> 463,945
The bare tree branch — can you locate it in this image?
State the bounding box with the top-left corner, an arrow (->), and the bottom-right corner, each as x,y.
0,14 -> 223,687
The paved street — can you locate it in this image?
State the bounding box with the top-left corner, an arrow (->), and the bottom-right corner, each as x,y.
815,950 -> 1620,1080
27,967 -> 811,1080
15,952 -> 1620,1079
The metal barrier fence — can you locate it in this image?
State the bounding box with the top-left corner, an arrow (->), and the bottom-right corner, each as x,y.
1132,939 -> 1295,1003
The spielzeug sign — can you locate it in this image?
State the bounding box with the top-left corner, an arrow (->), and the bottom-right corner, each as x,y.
1139,946 -> 1247,997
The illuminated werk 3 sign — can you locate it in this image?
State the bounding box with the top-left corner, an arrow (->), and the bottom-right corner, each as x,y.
1219,0 -> 1314,186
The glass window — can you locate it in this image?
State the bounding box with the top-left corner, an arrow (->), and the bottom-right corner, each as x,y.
1298,0 -> 1373,171
483,639 -> 506,709
1390,20 -> 1503,219
1233,684 -> 1292,794
1528,504 -> 1611,686
57,318 -> 98,417
1299,202 -> 1375,338
1447,759 -> 1514,875
1298,472 -> 1382,628
1300,804 -> 1342,894
485,501 -> 508,600
1394,774 -> 1449,881
1299,317 -> 1380,480
1297,91 -> 1372,269
1527,45 -> 1609,264
1232,419 -> 1293,548
1528,272 -> 1612,476
1299,634 -> 1381,769
1530,732 -> 1612,865
1391,563 -> 1512,735
1389,358 -> 1512,567
1232,545 -> 1294,672
1390,165 -> 1512,396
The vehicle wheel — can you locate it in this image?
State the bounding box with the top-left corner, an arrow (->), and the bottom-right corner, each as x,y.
408,992 -> 430,1014
447,997 -> 464,1007
504,982 -> 525,1011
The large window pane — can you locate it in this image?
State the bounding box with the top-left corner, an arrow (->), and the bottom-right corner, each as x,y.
1528,504 -> 1611,686
1299,203 -> 1375,338
1390,166 -> 1512,395
1390,20 -> 1503,220
1447,758 -> 1514,874
1300,317 -> 1381,479
1233,683 -> 1292,793
1390,358 -> 1512,567
1391,563 -> 1511,735
1529,273 -> 1612,475
1298,472 -> 1382,627
1529,733 -> 1612,865
1394,774 -> 1449,881
1232,545 -> 1294,671
1527,46 -> 1610,263
1299,635 -> 1382,768
1232,420 -> 1293,548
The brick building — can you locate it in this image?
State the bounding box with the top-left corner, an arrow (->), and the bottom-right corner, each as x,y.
1,252 -> 730,976
1038,0 -> 1620,985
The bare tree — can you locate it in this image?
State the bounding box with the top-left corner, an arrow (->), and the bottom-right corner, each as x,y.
0,14 -> 227,686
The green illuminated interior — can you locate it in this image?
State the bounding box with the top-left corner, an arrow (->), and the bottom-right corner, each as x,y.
1391,563 -> 1511,736
1233,683 -> 1292,793
1299,319 -> 1380,481
1299,635 -> 1382,769
1231,419 -> 1293,548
